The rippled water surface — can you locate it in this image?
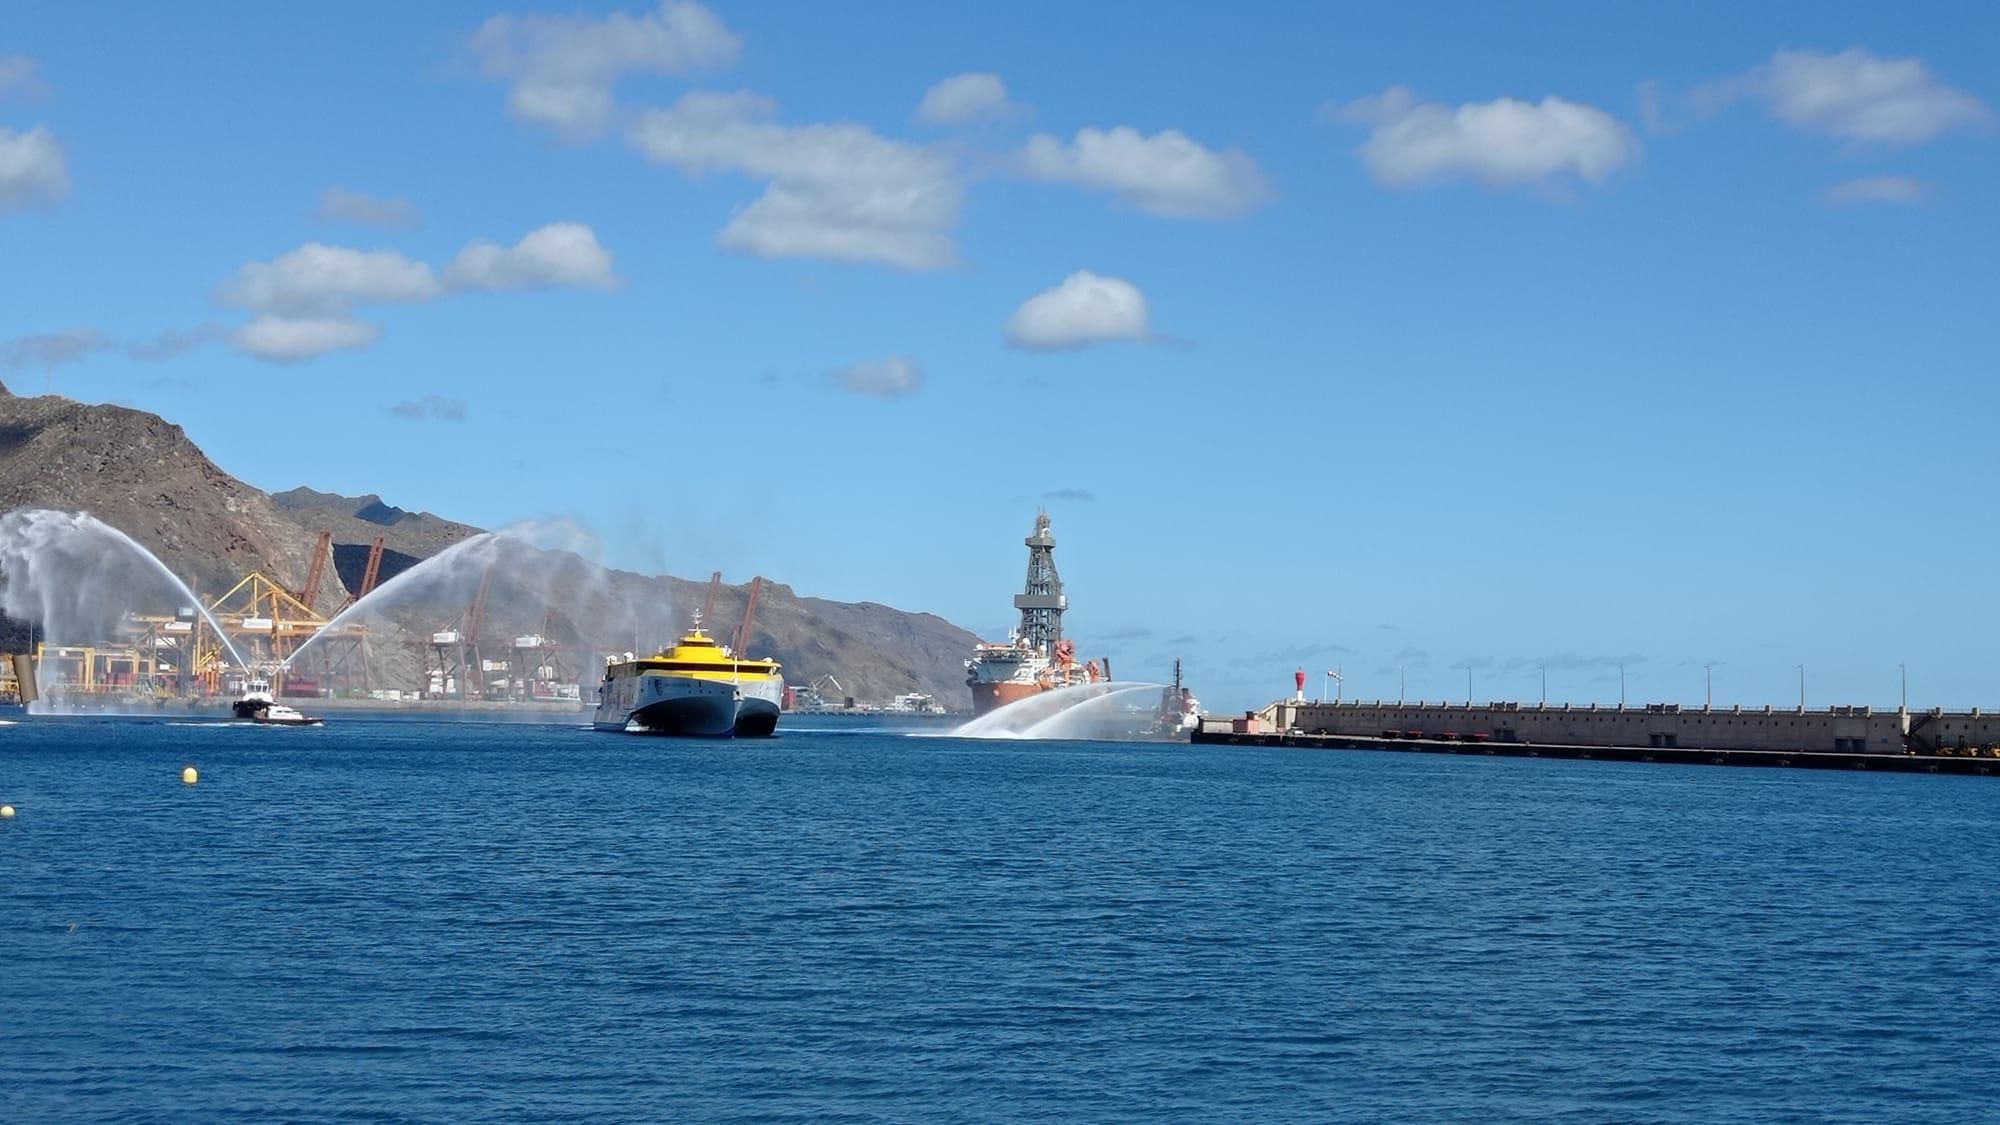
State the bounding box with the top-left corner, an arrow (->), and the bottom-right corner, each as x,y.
4,715 -> 1998,1121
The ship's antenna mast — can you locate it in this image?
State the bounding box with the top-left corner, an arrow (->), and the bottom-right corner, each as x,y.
1012,511 -> 1065,655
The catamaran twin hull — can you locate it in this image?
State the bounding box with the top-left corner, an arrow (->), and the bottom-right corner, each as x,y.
593,673 -> 782,737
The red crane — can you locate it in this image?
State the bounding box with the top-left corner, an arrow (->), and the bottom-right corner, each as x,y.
297,530 -> 332,609
701,570 -> 722,631
350,535 -> 387,607
731,576 -> 764,657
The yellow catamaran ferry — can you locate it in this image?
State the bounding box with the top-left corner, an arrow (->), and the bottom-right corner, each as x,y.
593,617 -> 783,737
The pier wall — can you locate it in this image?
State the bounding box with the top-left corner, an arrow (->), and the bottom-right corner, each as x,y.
1261,700 -> 2000,754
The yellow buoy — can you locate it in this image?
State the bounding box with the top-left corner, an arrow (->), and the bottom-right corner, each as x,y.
181,766 -> 198,785
0,804 -> 14,818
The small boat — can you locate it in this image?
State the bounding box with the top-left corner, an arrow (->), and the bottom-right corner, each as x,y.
232,680 -> 325,726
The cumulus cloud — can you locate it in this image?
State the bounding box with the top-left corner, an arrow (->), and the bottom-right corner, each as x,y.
830,355 -> 924,398
219,244 -> 441,316
916,73 -> 1017,125
1005,271 -> 1150,350
470,0 -> 740,138
1019,126 -> 1268,217
231,316 -> 380,363
0,327 -> 110,370
0,54 -> 47,100
315,186 -> 421,228
1339,86 -> 1637,189
628,91 -> 961,270
0,125 -> 69,210
218,224 -> 617,360
1823,175 -> 1927,205
1706,48 -> 1992,145
390,394 -> 470,421
444,222 -> 619,290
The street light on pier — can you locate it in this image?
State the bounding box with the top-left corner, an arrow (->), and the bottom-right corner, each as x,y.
1704,661 -> 1718,709
1900,663 -> 1907,712
1798,664 -> 1806,711
1539,662 -> 1547,707
1619,662 -> 1626,708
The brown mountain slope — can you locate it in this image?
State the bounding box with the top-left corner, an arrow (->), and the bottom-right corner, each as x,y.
0,386 -> 336,607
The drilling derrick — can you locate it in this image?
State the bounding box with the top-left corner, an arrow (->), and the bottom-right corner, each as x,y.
1012,512 -> 1066,656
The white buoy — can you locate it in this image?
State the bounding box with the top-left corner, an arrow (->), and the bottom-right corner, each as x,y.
182,766 -> 198,785
0,804 -> 14,818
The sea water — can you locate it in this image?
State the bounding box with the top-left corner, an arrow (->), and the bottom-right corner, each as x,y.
4,716 -> 1997,1121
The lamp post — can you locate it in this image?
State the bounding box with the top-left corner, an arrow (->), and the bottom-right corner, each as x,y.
1619,662 -> 1626,708
1704,661 -> 1717,709
1399,664 -> 1405,705
1798,664 -> 1806,711
1466,666 -> 1473,705
1900,663 -> 1907,712
1539,663 -> 1547,707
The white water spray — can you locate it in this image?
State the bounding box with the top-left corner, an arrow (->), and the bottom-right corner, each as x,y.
952,681 -> 1167,740
0,509 -> 252,694
284,520 -> 606,667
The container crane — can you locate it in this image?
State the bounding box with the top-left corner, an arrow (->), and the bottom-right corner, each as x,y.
731,576 -> 764,657
296,531 -> 332,609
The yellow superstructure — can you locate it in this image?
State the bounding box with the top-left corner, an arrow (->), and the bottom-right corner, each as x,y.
608,628 -> 782,685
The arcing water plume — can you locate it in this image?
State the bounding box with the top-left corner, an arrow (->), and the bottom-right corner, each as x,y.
0,508 -> 251,696
952,681 -> 1165,740
285,519 -> 666,669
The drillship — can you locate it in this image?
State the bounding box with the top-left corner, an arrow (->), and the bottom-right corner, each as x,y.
965,513 -> 1105,716
593,616 -> 783,737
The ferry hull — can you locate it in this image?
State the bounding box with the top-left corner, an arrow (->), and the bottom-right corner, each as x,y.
593,672 -> 782,737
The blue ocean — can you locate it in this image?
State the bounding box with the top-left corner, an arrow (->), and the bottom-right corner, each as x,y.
4,716 -> 1997,1122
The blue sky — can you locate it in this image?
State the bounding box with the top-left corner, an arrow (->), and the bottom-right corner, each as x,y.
3,2 -> 1997,711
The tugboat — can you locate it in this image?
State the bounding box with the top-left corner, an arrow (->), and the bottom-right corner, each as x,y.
1153,660 -> 1201,740
232,679 -> 325,726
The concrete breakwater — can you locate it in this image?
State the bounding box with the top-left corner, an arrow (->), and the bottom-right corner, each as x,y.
1192,698 -> 2000,774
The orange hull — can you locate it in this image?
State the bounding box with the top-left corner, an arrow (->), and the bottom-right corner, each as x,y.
968,680 -> 1049,717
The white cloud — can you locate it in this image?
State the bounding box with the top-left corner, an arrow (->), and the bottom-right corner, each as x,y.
219,244 -> 442,315
218,225 -> 619,362
444,222 -> 619,290
1005,271 -> 1151,351
1717,48 -> 1992,145
315,186 -> 421,228
1019,126 -> 1268,218
231,317 -> 380,363
831,356 -> 924,398
390,394 -> 470,421
0,54 -> 47,100
1823,175 -> 1927,205
1340,86 -> 1637,189
470,0 -> 740,138
0,125 -> 69,210
628,91 -> 961,270
916,73 -> 1016,125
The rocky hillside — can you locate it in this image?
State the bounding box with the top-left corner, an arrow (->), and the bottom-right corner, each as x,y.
0,387 -> 980,707
0,385 -> 331,605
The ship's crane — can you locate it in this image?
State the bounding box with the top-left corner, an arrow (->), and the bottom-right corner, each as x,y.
701,570 -> 722,631
731,576 -> 764,657
296,530 -> 332,609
